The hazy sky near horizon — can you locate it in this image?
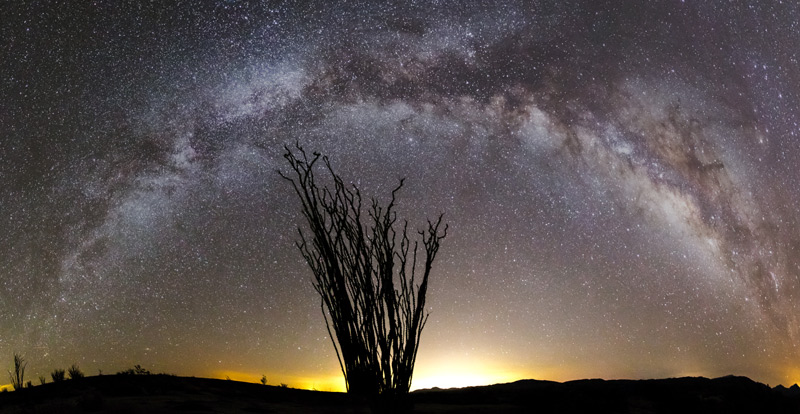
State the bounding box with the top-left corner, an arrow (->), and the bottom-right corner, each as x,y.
2,0 -> 800,390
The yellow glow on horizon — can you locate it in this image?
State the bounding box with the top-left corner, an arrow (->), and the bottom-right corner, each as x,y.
211,370 -> 346,392
211,360 -> 525,393
411,372 -> 519,390
0,383 -> 12,392
291,375 -> 346,392
213,370 -> 260,383
410,359 -> 525,390
782,366 -> 800,387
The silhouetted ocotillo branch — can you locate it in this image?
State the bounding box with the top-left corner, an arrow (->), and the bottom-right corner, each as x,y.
279,143 -> 447,407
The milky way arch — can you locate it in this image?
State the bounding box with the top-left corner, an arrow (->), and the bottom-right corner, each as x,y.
2,0 -> 799,386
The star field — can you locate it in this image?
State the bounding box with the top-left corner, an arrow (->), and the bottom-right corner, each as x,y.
2,1 -> 800,390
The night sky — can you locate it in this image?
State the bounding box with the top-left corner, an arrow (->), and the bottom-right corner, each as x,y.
2,1 -> 800,391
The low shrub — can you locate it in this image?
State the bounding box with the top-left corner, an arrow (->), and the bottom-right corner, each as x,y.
51,369 -> 66,382
67,364 -> 84,380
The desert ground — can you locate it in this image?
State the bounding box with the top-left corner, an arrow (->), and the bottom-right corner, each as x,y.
1,374 -> 799,413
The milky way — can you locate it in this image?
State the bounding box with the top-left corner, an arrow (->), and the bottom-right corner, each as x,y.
2,1 -> 800,389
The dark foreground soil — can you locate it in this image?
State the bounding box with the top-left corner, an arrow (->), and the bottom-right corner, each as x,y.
1,374 -> 799,413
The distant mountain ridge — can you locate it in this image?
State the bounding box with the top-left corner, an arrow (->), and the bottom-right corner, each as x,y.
413,375 -> 800,413
1,374 -> 798,413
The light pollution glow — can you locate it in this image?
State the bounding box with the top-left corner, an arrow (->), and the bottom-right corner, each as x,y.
202,359 -> 526,392
3,358 -> 800,392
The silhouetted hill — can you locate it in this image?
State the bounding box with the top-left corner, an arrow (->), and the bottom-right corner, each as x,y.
412,375 -> 800,413
1,374 -> 798,413
0,375 -> 367,414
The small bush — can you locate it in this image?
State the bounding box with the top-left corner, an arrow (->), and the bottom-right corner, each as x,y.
39,375 -> 46,385
51,368 -> 66,382
25,380 -> 32,389
117,365 -> 151,376
8,353 -> 26,391
67,364 -> 84,380
260,375 -> 267,385
280,383 -> 288,388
